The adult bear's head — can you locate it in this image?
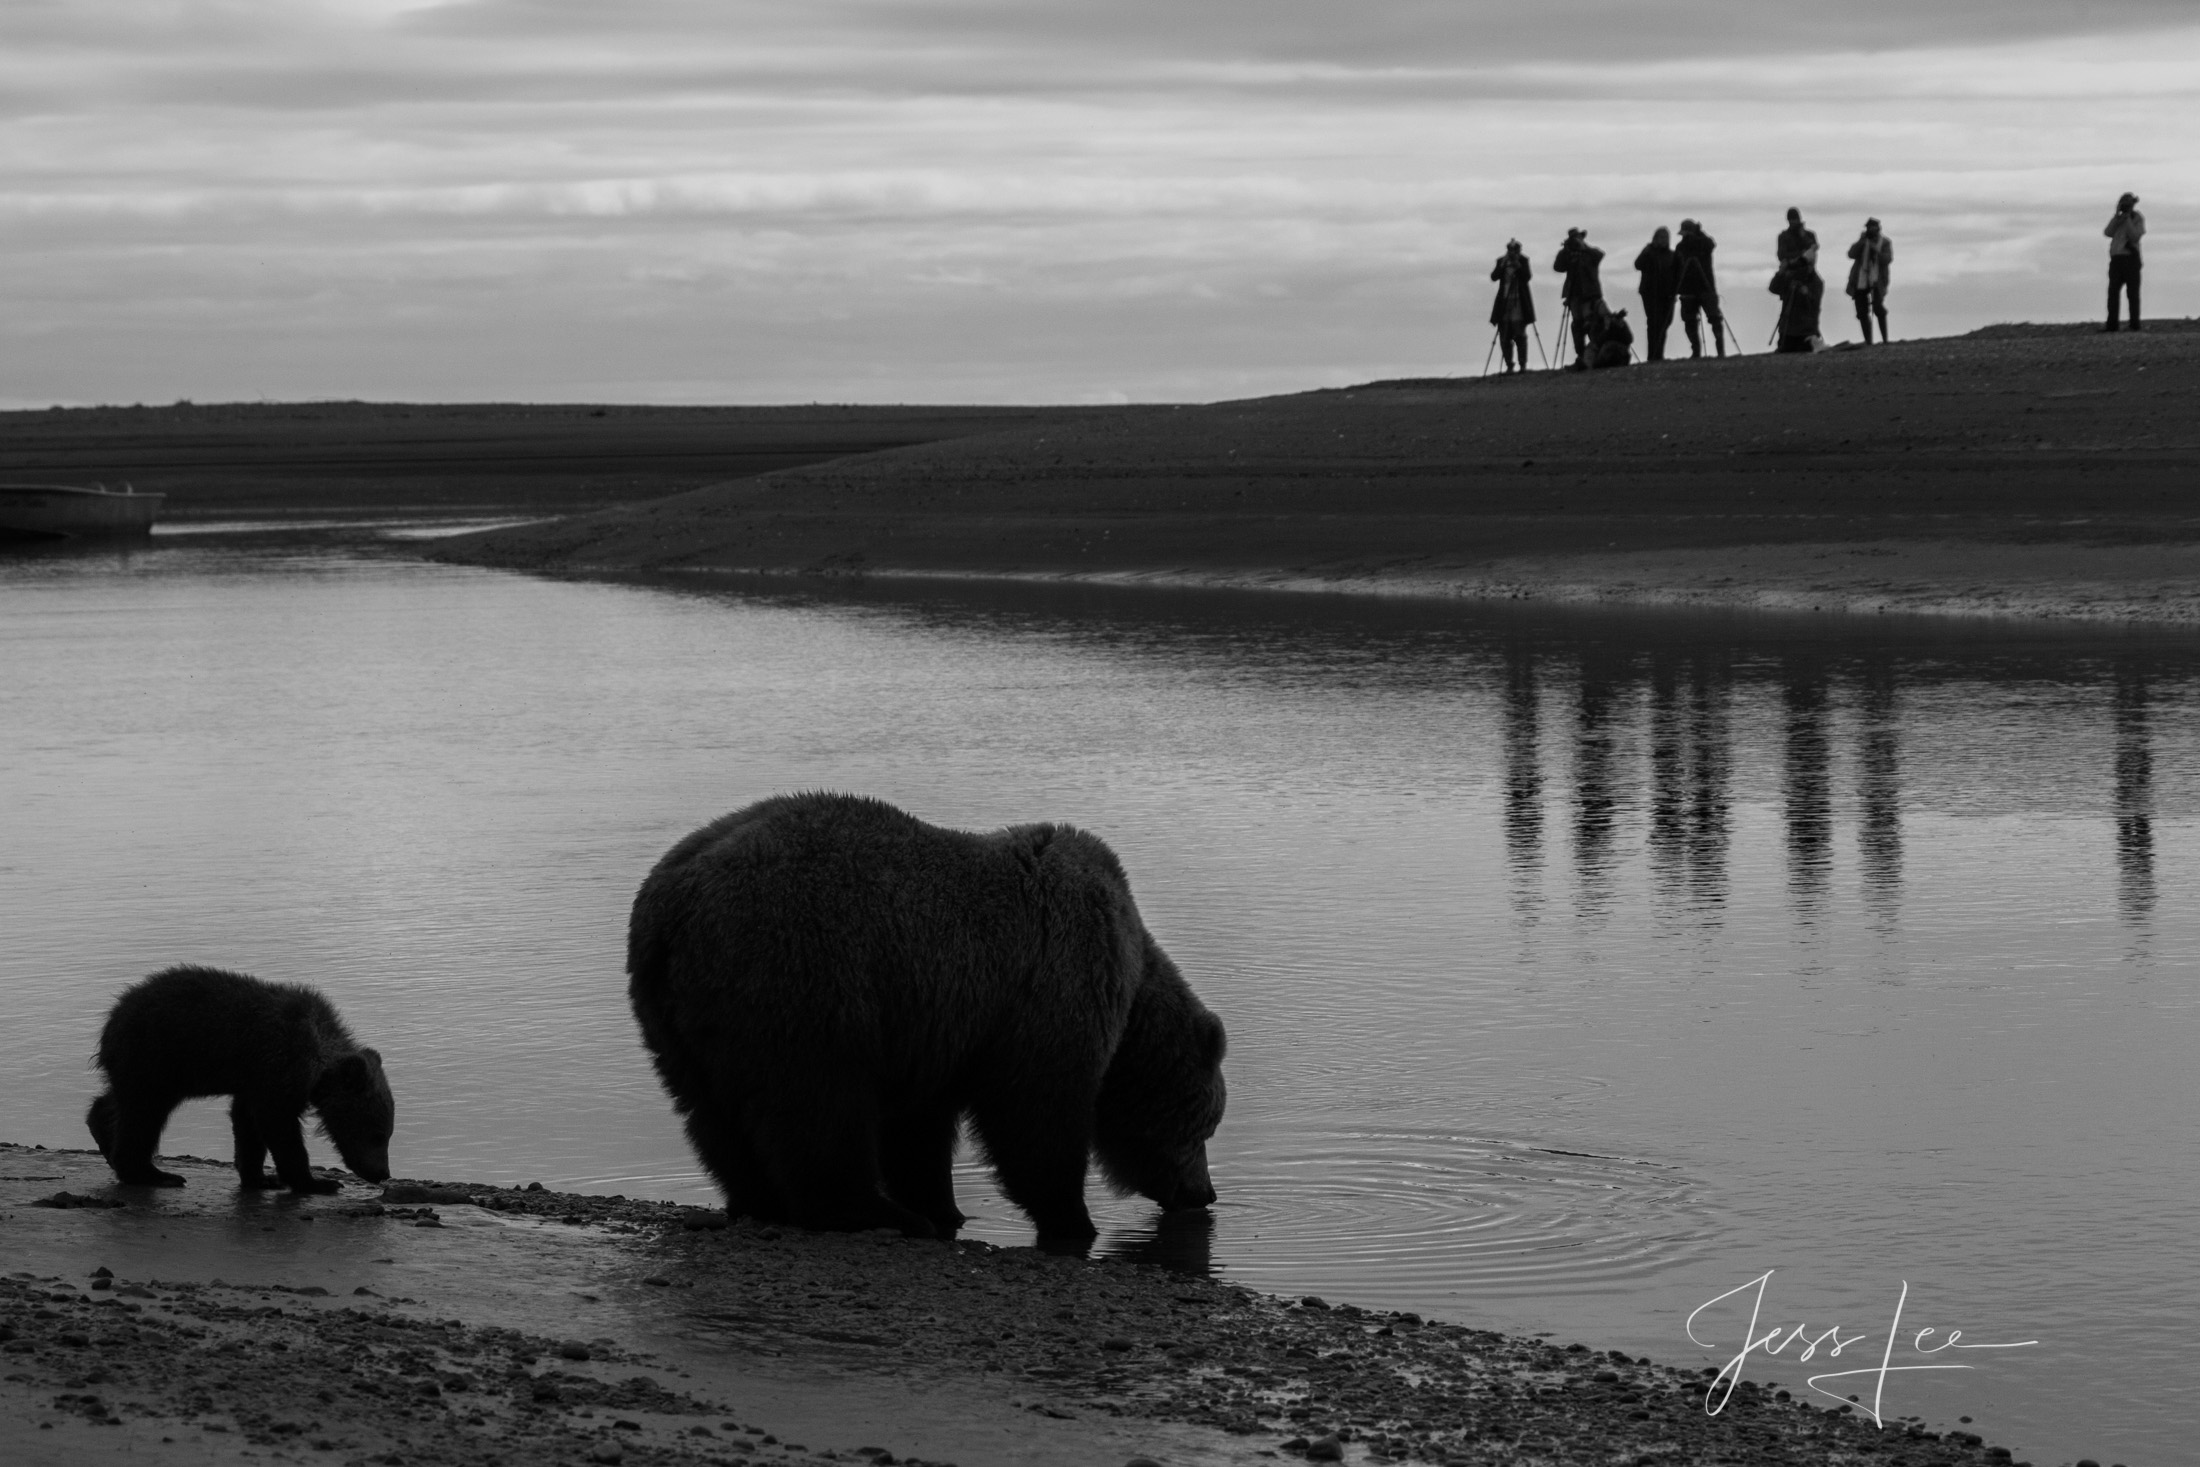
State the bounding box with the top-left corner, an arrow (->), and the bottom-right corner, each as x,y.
1094,934 -> 1227,1213
311,1048 -> 395,1184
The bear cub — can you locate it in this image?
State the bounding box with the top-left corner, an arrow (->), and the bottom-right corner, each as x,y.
87,964 -> 395,1194
629,792 -> 1227,1242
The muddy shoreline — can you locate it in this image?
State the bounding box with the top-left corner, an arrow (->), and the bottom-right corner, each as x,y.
4,1145 -> 2047,1467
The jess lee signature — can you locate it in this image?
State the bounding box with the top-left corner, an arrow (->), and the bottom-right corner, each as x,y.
1686,1270 -> 2037,1427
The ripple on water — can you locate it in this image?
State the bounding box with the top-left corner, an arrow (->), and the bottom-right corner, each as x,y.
576,1127 -> 1706,1311
1148,1129 -> 1708,1306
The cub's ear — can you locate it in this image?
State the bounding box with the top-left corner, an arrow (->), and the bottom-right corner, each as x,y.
1198,1011 -> 1227,1068
357,1047 -> 383,1069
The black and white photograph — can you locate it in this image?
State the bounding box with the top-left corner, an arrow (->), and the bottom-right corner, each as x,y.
3,3 -> 2195,1466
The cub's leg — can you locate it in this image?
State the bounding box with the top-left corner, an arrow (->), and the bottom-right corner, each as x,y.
881,1105 -> 967,1237
251,1097 -> 340,1194
231,1098 -> 280,1189
106,1090 -> 187,1187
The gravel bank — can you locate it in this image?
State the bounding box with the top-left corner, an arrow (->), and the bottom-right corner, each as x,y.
3,1145 -> 2052,1467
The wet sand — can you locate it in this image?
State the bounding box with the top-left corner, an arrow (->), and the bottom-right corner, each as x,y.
426,323 -> 2200,625
3,1145 -> 2034,1467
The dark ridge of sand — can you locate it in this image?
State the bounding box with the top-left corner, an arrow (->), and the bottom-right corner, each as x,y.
3,1144 -> 2033,1467
0,401 -> 1120,522
427,325 -> 2200,623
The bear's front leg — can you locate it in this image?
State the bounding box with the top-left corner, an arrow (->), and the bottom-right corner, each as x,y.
230,1099 -> 281,1189
972,1104 -> 1097,1244
253,1100 -> 342,1194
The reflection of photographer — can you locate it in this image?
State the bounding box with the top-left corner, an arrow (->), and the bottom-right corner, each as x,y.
2104,192 -> 2145,332
1489,239 -> 1536,374
1846,218 -> 1893,344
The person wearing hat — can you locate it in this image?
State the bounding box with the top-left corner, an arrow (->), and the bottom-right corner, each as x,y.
1846,218 -> 1893,344
1553,227 -> 1607,368
1777,206 -> 1819,269
2105,192 -> 2145,332
1489,239 -> 1536,373
1674,219 -> 1728,358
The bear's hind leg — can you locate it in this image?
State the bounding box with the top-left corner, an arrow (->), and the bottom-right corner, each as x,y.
86,1093 -> 118,1163
681,1103 -> 782,1222
881,1105 -> 967,1237
754,1081 -> 936,1238
251,1098 -> 340,1195
231,1099 -> 280,1189
105,1091 -> 187,1187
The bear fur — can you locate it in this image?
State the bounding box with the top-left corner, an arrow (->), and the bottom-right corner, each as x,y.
87,965 -> 395,1194
627,792 -> 1227,1242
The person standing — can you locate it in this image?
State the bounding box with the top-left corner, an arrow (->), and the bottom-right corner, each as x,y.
1774,207 -> 1819,346
2105,192 -> 2145,332
1489,239 -> 1536,373
1777,206 -> 1819,268
1674,219 -> 1727,358
1554,228 -> 1607,368
1634,227 -> 1680,362
1846,218 -> 1893,343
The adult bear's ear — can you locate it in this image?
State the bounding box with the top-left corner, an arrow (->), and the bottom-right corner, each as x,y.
327,1053 -> 372,1089
357,1047 -> 383,1069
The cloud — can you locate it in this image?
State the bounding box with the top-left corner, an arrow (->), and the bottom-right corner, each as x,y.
1,2 -> 2196,403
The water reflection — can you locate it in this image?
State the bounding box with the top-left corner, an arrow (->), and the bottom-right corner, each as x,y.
1100,1207 -> 1217,1277
2115,662 -> 2156,924
1455,632 -> 2175,940
1502,642 -> 1544,928
1571,648 -> 1625,920
1648,652 -> 1732,915
1782,657 -> 1834,920
1857,659 -> 1902,930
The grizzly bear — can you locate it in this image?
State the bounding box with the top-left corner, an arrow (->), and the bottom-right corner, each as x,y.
627,793 -> 1227,1242
87,965 -> 395,1194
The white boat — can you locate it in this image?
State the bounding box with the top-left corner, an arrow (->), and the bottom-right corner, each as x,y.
0,483 -> 164,539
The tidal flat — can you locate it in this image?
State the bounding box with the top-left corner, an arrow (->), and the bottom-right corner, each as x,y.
426,322 -> 2200,627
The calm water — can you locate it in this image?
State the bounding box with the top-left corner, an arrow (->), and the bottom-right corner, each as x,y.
5,525 -> 2196,1465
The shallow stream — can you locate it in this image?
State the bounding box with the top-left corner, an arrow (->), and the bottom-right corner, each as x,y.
5,522 -> 2194,1464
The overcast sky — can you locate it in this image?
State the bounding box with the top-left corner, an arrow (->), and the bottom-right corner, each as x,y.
3,0 -> 2195,405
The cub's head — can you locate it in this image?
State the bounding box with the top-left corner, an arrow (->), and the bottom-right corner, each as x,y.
1094,937 -> 1227,1213
311,1048 -> 395,1184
